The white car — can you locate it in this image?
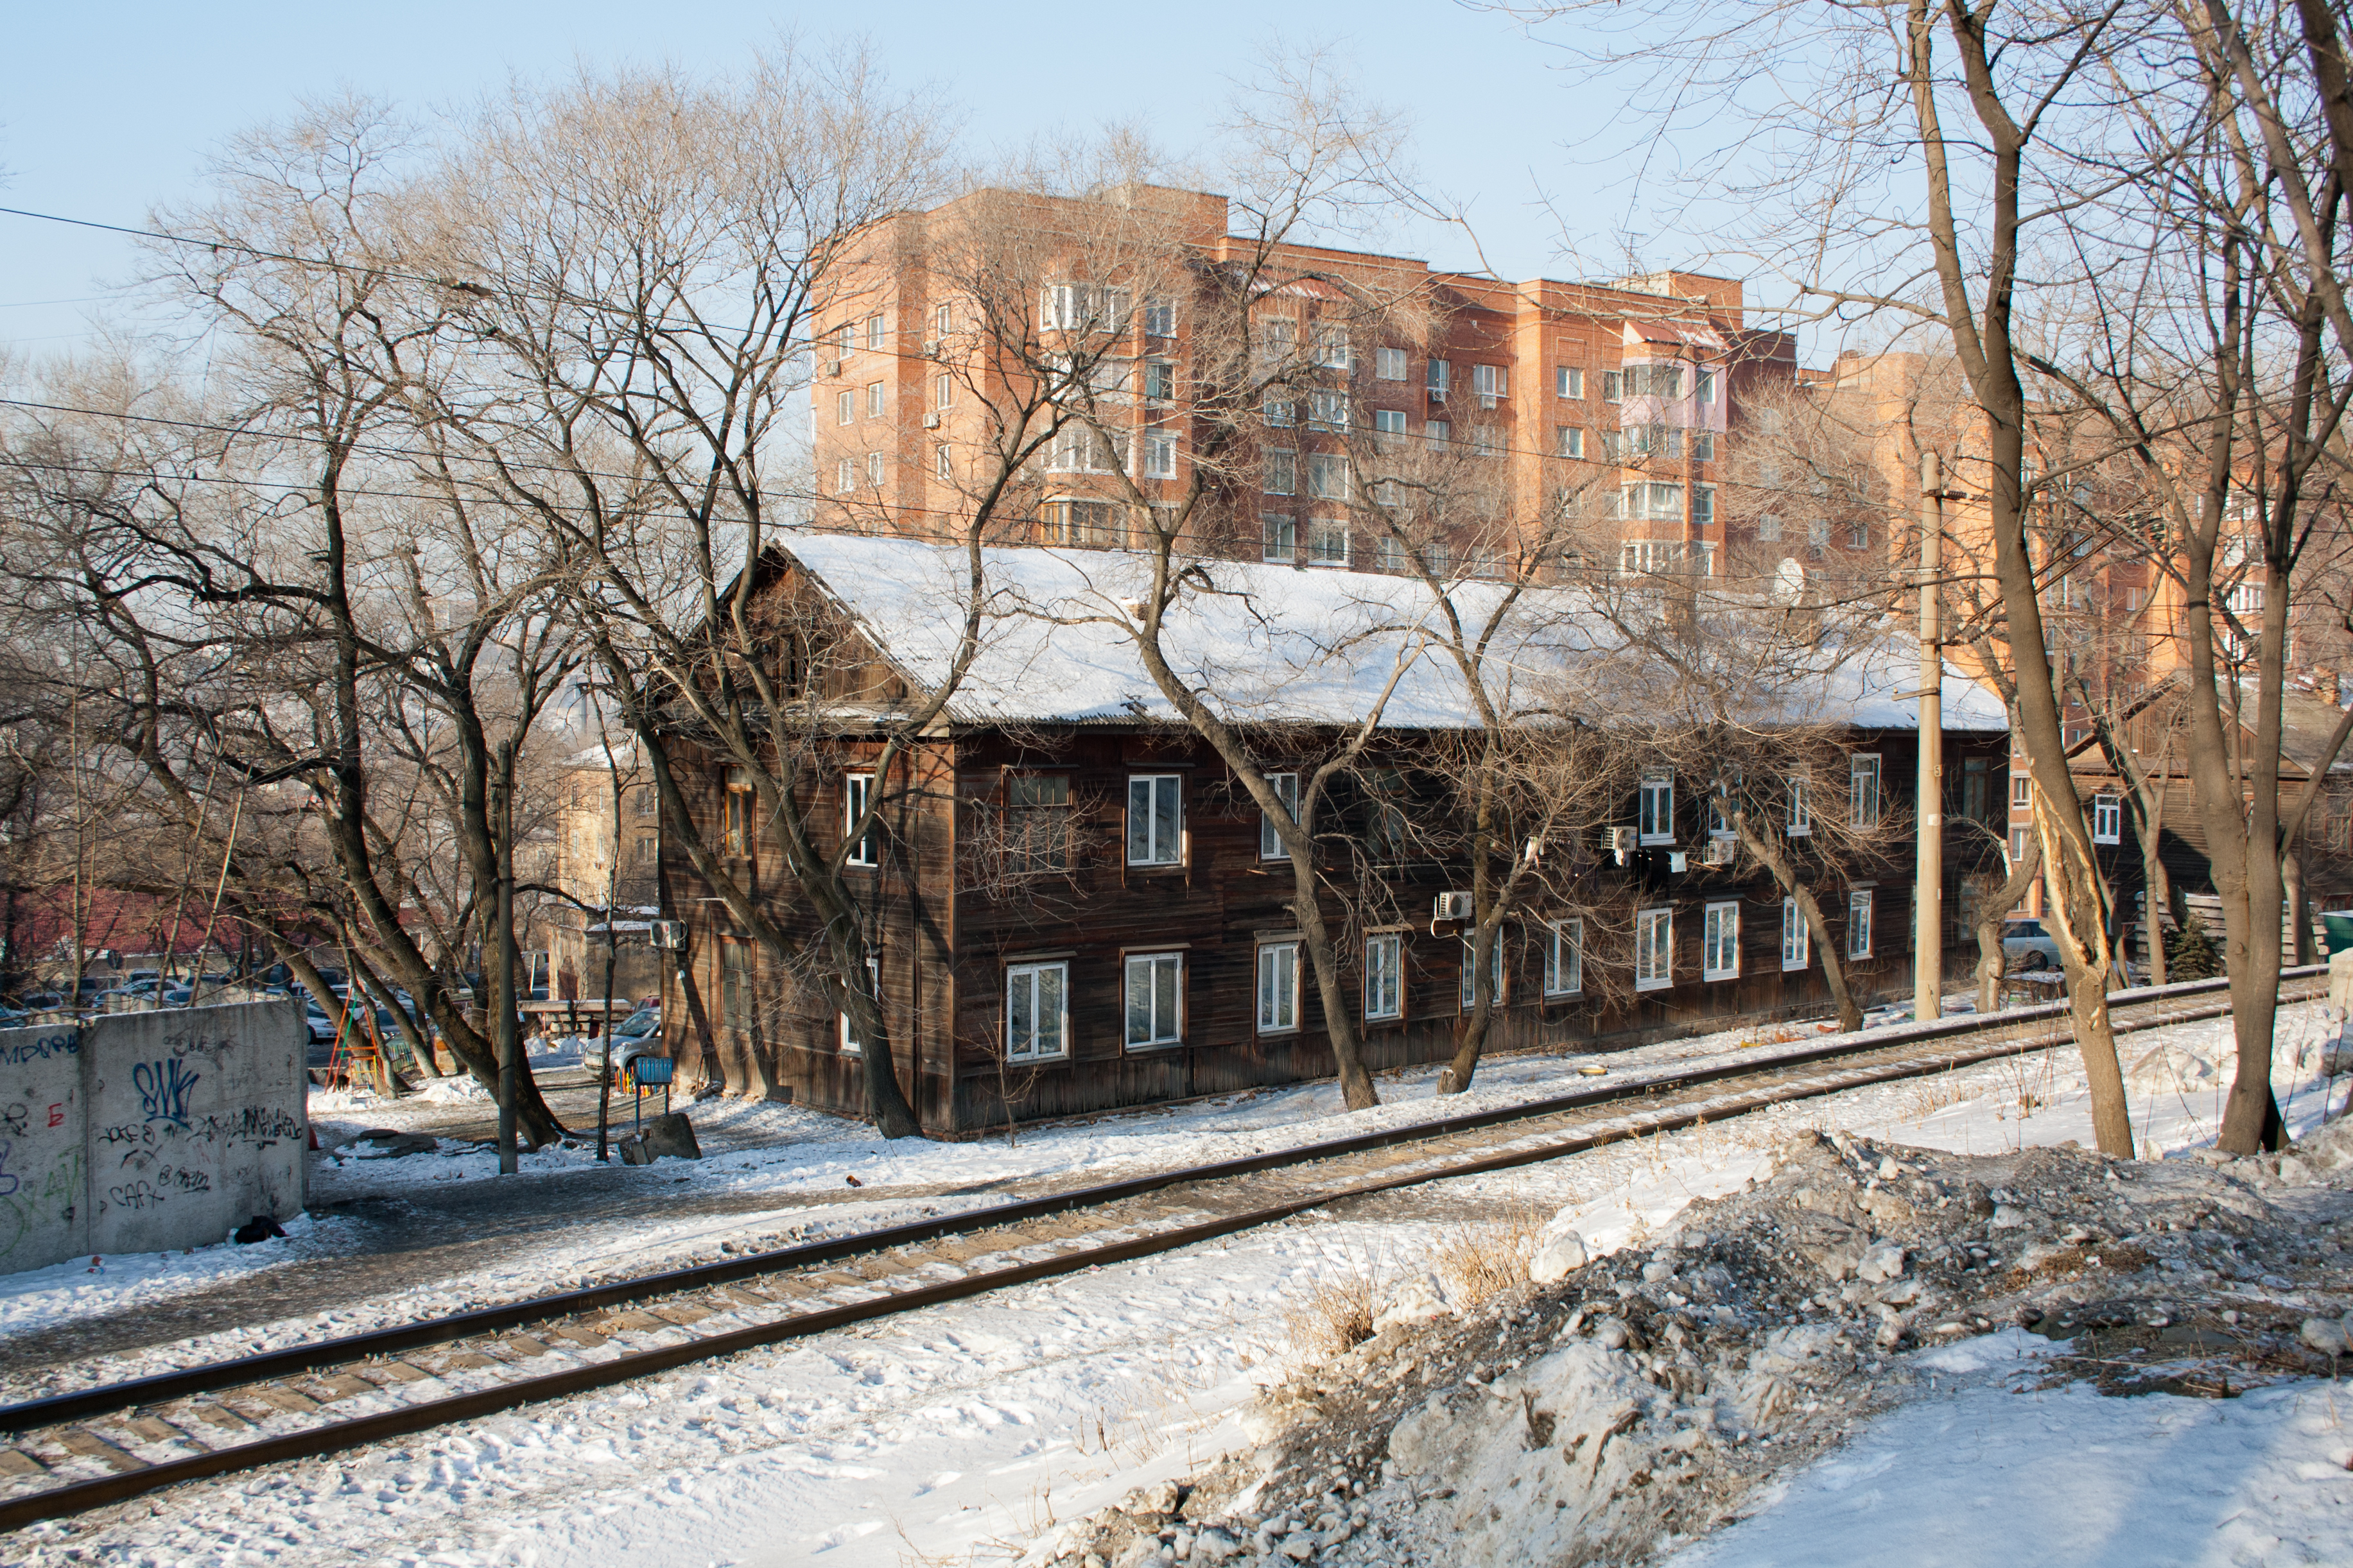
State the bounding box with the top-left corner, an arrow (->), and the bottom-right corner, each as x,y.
2002,917 -> 2065,971
581,1008 -> 663,1081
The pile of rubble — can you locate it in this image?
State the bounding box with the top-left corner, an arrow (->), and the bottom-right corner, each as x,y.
1030,1119 -> 2353,1567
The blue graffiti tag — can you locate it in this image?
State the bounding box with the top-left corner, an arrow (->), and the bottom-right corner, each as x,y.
0,1142 -> 17,1199
133,1059 -> 201,1126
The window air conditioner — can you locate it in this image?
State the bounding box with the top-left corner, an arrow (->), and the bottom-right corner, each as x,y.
922,412 -> 941,429
1609,826 -> 1639,859
1703,839 -> 1735,867
1434,891 -> 1473,922
822,359 -> 844,377
650,918 -> 688,951
923,338 -> 942,358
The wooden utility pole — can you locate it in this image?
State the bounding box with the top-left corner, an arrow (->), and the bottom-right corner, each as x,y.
1916,450 -> 1945,1026
496,740 -> 520,1176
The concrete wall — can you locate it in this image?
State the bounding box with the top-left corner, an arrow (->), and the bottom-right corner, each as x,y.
0,999 -> 306,1275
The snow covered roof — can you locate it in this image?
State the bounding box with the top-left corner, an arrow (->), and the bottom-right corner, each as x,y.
779,534 -> 2010,736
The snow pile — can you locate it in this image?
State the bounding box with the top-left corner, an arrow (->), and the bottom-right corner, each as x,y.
1040,1127 -> 2353,1567
409,1073 -> 490,1104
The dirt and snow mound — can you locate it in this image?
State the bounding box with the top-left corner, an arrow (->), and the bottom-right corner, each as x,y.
1032,1127 -> 2353,1567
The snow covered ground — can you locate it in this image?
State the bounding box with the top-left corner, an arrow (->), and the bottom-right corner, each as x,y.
7,997 -> 2350,1565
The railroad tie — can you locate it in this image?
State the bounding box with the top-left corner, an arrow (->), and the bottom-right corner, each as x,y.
497,1336 -> 550,1358
544,1325 -> 609,1348
370,1361 -> 433,1383
119,1417 -> 182,1443
0,1450 -> 44,1478
309,1374 -> 378,1402
56,1429 -> 148,1471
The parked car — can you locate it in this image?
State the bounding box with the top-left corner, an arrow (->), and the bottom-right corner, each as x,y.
2002,917 -> 2066,971
582,1008 -> 663,1081
17,991 -> 64,1012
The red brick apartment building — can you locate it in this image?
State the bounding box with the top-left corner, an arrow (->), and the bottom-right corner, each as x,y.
804,184 -> 1800,579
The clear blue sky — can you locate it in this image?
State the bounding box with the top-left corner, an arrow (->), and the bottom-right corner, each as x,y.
1,1 -> 1718,356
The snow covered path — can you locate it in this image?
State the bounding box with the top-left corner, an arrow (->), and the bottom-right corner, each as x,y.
1672,1337 -> 2353,1568
6,999 -> 2349,1565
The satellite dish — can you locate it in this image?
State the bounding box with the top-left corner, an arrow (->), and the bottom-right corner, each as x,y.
1771,556 -> 1806,605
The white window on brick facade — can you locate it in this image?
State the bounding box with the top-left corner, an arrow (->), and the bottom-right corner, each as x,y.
1312,323 -> 1352,369
1375,408 -> 1408,436
1308,454 -> 1350,501
1257,941 -> 1300,1033
1545,918 -> 1583,995
1472,363 -> 1507,405
1308,518 -> 1350,565
1693,430 -> 1715,461
1426,419 -> 1452,446
835,458 -> 855,494
1602,368 -> 1624,402
1145,360 -> 1176,402
1143,433 -> 1177,479
1125,952 -> 1183,1049
866,381 -> 885,418
1376,346 -> 1408,381
1782,897 -> 1809,970
1691,486 -> 1715,528
837,390 -> 855,426
1703,902 -> 1740,981
865,314 -> 885,350
935,302 -> 953,336
1557,426 -> 1583,458
1144,298 -> 1175,337
1697,368 -> 1717,403
1262,512 -> 1296,562
1310,391 -> 1349,429
1264,449 -> 1297,495
1557,365 -> 1584,399
1428,359 -> 1451,399
935,444 -> 951,482
1635,907 -> 1673,991
867,451 -> 885,487
1005,961 -> 1067,1061
1757,512 -> 1782,542
1365,932 -> 1404,1021
935,374 -> 953,409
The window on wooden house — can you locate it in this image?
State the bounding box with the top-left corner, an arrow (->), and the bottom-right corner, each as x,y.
1007,773 -> 1071,872
1459,935 -> 1504,1012
1545,919 -> 1584,996
1850,754 -> 1882,829
1124,952 -> 1183,1048
1638,769 -> 1675,845
1782,898 -> 1809,970
1362,768 -> 1411,861
1962,757 -> 1989,827
722,767 -> 752,856
722,940 -> 751,1028
1127,775 -> 1183,866
844,772 -> 879,867
1005,961 -> 1066,1061
632,786 -> 657,819
1260,773 -> 1299,859
1703,902 -> 1740,981
1847,889 -> 1873,960
632,833 -> 657,865
1256,940 -> 1301,1033
1635,907 -> 1674,991
838,954 -> 879,1056
2092,795 -> 2123,845
1787,777 -> 1810,836
1365,932 -> 1404,1021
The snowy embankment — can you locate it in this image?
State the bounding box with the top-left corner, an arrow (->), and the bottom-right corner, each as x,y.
5,1002 -> 2349,1567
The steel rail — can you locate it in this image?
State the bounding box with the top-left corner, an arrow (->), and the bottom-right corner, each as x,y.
0,970 -> 2322,1533
7,968 -> 2295,1436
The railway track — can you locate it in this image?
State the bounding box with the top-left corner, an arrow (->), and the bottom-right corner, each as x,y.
0,969 -> 2323,1535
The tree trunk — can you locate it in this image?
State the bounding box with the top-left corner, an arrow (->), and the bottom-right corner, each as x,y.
1976,836 -> 2044,1013
1732,809 -> 1861,1031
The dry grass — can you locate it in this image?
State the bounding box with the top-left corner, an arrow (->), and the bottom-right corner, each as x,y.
1434,1208 -> 1549,1309
1283,1251 -> 1386,1359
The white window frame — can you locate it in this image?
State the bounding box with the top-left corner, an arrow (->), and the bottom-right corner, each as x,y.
1376,346 -> 1408,381
1781,897 -> 1809,971
2092,795 -> 2122,844
1365,932 -> 1404,1021
1602,368 -> 1624,402
865,314 -> 885,351
935,444 -> 952,482
1373,408 -> 1409,436
1635,907 -> 1674,992
2012,775 -> 2033,807
1691,485 -> 1715,529
844,771 -> 879,867
1143,433 -> 1177,479
1307,452 -> 1350,502
1144,359 -> 1176,402
1311,322 -> 1353,370
1693,429 -> 1715,461
866,451 -> 886,487
1558,365 -> 1585,399
839,953 -> 880,1056
1558,425 -> 1584,458
1757,512 -> 1782,542
1143,298 -> 1175,338
1005,960 -> 1068,1062
866,380 -> 885,418
1260,772 -> 1299,859
1472,363 -> 1508,405
1264,448 -> 1298,495
1544,918 -> 1584,996
1124,952 -> 1184,1049
1256,940 -> 1301,1034
1127,774 -> 1183,866
1307,517 -> 1350,566
837,390 -> 855,426
1847,888 -> 1873,961
835,457 -> 855,495
1427,359 -> 1451,398
935,302 -> 953,336
2011,828 -> 2031,863
1460,935 -> 1504,1012
1850,754 -> 1882,829
1638,769 -> 1676,845
1262,512 -> 1296,563
1787,777 -> 1810,836
1696,368 -> 1717,404
1703,902 -> 1741,982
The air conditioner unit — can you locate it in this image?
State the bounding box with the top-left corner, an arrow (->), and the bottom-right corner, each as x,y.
923,338 -> 942,358
1609,826 -> 1639,860
921,412 -> 941,429
650,918 -> 688,951
822,359 -> 844,377
1703,838 -> 1735,867
1427,386 -> 1448,403
1434,891 -> 1473,922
